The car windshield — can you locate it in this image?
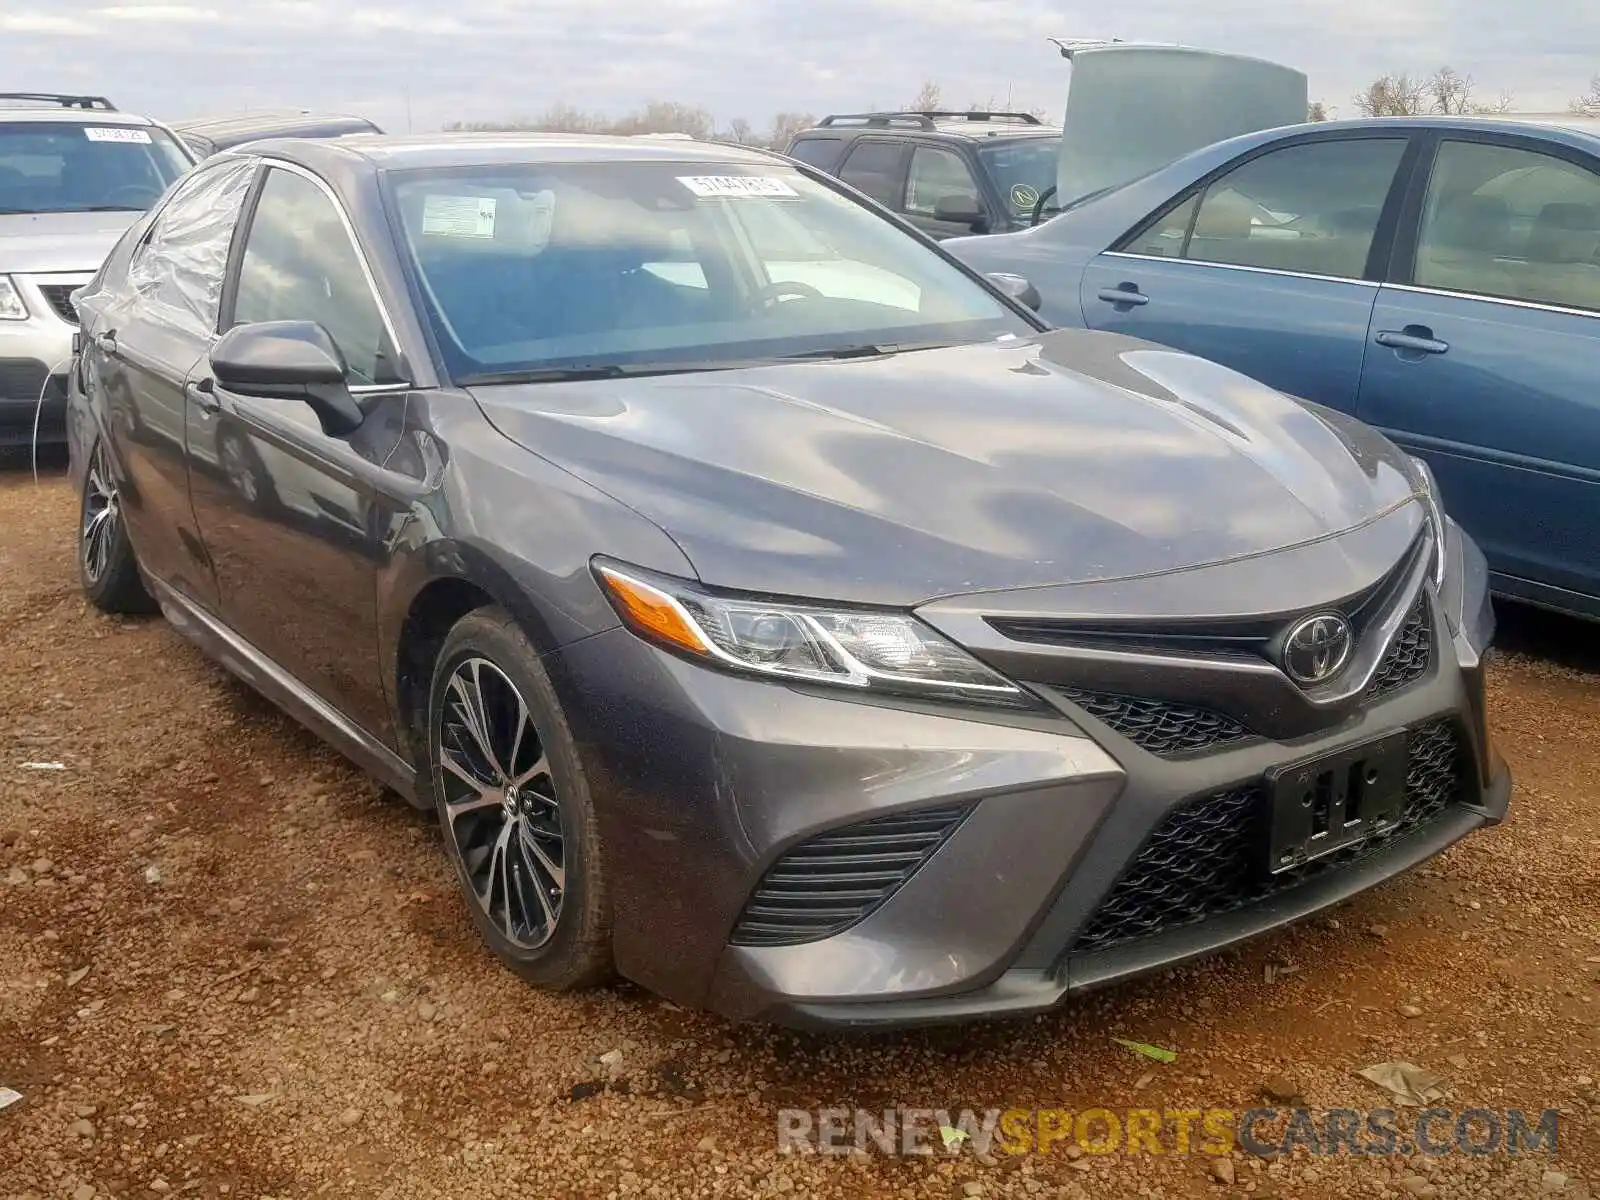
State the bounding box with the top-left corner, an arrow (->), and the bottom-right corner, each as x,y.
385,159 -> 1032,381
0,121 -> 191,214
978,136 -> 1064,223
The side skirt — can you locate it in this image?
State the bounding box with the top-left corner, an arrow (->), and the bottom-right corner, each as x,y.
149,577 -> 421,805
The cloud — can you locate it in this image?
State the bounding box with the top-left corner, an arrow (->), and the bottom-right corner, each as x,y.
1,0 -> 1596,134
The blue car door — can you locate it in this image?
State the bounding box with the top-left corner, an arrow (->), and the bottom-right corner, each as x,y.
1356,132 -> 1600,615
1079,134 -> 1417,413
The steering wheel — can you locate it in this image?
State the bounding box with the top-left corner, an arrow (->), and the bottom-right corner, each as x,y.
103,184 -> 161,209
748,280 -> 826,312
1030,185 -> 1059,228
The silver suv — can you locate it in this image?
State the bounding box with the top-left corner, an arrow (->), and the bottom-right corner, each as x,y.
0,94 -> 192,448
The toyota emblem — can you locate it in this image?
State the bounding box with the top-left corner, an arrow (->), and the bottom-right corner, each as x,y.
1280,613 -> 1353,686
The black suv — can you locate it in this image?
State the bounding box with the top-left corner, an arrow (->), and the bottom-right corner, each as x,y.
786,110 -> 1062,240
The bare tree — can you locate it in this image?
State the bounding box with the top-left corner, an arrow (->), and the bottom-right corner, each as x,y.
1354,73 -> 1427,116
1308,100 -> 1330,122
1570,75 -> 1600,115
1427,66 -> 1475,114
449,104 -> 816,150
765,111 -> 817,149
910,80 -> 942,112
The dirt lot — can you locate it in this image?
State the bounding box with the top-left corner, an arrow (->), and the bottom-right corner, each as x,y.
1,460 -> 1596,1200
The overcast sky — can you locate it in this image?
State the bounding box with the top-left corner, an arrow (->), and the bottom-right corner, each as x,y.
4,1 -> 1597,134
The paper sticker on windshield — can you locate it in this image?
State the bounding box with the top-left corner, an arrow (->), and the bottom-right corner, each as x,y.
1010,184 -> 1040,212
677,175 -> 799,200
83,126 -> 152,144
421,194 -> 498,238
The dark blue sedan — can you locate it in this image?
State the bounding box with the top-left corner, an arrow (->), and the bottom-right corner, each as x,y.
949,116 -> 1600,620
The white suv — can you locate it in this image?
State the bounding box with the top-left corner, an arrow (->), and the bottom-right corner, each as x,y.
0,94 -> 193,448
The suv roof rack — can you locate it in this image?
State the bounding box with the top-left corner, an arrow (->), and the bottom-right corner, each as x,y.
817,110 -> 1043,130
0,92 -> 117,111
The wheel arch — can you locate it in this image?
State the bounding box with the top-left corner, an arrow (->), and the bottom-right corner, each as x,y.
382,539 -> 618,800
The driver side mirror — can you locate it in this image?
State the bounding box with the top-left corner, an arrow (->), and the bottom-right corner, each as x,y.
210,320 -> 365,436
987,272 -> 1042,312
934,192 -> 987,231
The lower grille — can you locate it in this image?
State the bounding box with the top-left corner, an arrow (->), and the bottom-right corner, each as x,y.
729,803 -> 973,947
36,284 -> 79,325
1366,597 -> 1433,699
1059,689 -> 1255,757
0,358 -> 61,402
1068,719 -> 1464,956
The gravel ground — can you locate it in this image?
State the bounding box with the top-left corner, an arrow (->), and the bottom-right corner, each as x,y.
1,460 -> 1596,1200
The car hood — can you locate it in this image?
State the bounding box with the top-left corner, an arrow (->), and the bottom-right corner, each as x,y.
470,328 -> 1421,606
0,211 -> 140,274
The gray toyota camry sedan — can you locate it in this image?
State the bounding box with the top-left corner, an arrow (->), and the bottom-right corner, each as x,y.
64,133 -> 1510,1028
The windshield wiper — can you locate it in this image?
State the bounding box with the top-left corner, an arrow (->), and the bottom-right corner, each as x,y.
777,340 -> 956,361
458,360 -> 774,386
79,205 -> 145,212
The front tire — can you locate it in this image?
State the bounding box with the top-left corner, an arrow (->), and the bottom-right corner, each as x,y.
423,607 -> 612,991
79,438 -> 156,615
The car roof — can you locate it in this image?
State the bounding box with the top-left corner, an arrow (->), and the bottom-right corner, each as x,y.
245,132 -> 793,172
803,112 -> 1061,141
0,109 -> 158,127
172,110 -> 377,138
1225,114 -> 1600,153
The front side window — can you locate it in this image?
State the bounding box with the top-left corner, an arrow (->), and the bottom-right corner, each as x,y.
1121,138 -> 1408,281
232,167 -> 401,384
386,159 -> 1029,381
1415,139 -> 1600,312
125,156 -> 256,335
837,141 -> 906,208
0,121 -> 191,215
905,146 -> 980,218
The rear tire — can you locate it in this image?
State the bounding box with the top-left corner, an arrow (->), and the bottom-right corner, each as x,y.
78,438 -> 156,615
422,606 -> 613,991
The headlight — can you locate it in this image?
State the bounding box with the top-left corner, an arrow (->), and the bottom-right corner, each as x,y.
593,560 -> 1032,707
0,277 -> 27,321
1409,455 -> 1447,591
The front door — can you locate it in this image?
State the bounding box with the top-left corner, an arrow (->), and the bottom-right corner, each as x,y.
1080,135 -> 1415,413
1356,135 -> 1600,612
185,163 -> 414,742
903,144 -> 991,239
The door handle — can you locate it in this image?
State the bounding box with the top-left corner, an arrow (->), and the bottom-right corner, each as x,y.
185,379 -> 220,413
1375,328 -> 1449,355
1096,285 -> 1149,307
94,330 -> 117,353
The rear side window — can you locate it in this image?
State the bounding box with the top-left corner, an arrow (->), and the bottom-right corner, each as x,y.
231,167 -> 401,384
837,140 -> 906,208
787,138 -> 841,169
1118,138 -> 1408,281
1414,139 -> 1600,312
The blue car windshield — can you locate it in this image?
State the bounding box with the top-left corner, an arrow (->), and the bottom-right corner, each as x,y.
0,122 -> 191,214
384,159 -> 1032,381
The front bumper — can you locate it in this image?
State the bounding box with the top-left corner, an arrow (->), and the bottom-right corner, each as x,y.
0,273 -> 88,447
546,512 -> 1508,1029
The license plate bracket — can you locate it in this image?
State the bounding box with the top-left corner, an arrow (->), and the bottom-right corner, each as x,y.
1265,730 -> 1409,874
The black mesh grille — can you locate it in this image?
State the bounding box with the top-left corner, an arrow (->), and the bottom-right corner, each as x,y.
1068,719 -> 1464,956
1366,597 -> 1433,699
1059,689 -> 1256,757
729,803 -> 973,947
36,284 -> 78,325
0,358 -> 60,402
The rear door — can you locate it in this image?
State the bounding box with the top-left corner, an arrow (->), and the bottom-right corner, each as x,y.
1356,132 -> 1600,612
78,155 -> 257,609
1079,134 -> 1417,412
